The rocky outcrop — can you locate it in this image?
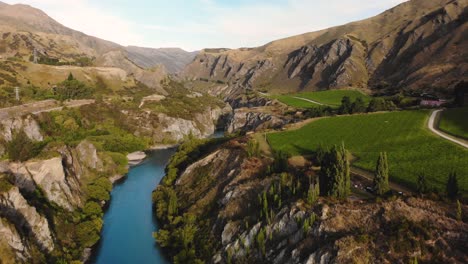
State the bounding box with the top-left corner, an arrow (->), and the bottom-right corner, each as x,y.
0,187 -> 54,253
0,139 -> 112,262
0,115 -> 43,142
226,108 -> 288,134
0,217 -> 28,262
15,157 -> 80,210
75,140 -> 103,171
155,105 -> 231,142
5,140 -> 103,212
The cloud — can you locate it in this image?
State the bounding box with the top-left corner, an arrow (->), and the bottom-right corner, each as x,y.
2,0 -> 408,50
2,0 -> 142,45
141,0 -> 408,50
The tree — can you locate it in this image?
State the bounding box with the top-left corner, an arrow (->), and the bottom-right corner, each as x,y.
67,72 -> 75,81
319,143 -> 350,199
7,130 -> 43,162
367,98 -> 386,112
247,139 -> 260,158
83,201 -> 103,218
351,97 -> 366,114
307,181 -> 320,205
272,150 -> 289,173
256,227 -> 266,256
416,173 -> 428,195
373,152 -> 389,195
87,184 -> 110,201
456,200 -> 462,221
168,188 -> 179,216
339,96 -> 352,114
446,172 -> 459,200
55,78 -> 92,100
409,257 -> 418,264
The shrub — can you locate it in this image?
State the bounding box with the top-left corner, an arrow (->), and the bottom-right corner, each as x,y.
7,130 -> 45,162
55,79 -> 93,101
307,182 -> 320,205
87,184 -> 110,201
417,173 -> 428,195
101,134 -> 147,153
456,200 -> 462,221
75,219 -> 102,247
446,172 -> 459,200
247,139 -> 260,158
0,175 -> 13,193
83,201 -> 103,218
256,227 -> 266,256
93,177 -> 112,192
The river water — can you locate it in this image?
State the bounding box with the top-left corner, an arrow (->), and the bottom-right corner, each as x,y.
93,130 -> 225,263
93,148 -> 175,264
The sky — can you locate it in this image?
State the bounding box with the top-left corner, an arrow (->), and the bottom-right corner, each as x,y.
4,0 -> 408,51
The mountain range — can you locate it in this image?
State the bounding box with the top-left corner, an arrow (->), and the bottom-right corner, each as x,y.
0,1 -> 196,92
183,0 -> 468,96
0,0 -> 466,97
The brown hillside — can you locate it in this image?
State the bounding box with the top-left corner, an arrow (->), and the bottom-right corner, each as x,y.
183,0 -> 468,96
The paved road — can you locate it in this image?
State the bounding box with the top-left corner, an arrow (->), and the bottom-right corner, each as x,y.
291,96 -> 326,106
428,109 -> 468,149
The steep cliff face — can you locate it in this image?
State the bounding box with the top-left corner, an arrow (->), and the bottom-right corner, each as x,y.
0,138 -> 111,263
9,157 -> 81,210
124,103 -> 231,143
226,109 -> 288,134
0,187 -> 54,253
184,0 -> 468,95
155,138 -> 468,263
0,115 -> 43,142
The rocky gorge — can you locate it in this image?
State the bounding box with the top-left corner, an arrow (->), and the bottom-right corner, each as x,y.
153,137 -> 468,264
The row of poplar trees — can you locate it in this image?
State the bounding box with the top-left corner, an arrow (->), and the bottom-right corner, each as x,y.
318,143 -> 389,198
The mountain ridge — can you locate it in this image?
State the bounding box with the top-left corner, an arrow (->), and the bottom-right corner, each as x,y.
0,2 -> 196,83
183,0 -> 468,96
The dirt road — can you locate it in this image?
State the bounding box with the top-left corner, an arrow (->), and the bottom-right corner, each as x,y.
291,96 -> 326,106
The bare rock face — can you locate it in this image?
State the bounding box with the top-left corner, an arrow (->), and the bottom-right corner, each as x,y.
226,108 -> 287,134
0,187 -> 54,252
156,106 -> 230,142
75,140 -> 103,171
0,217 -> 28,262
284,38 -> 368,89
5,141 -> 100,211
0,115 -> 43,142
23,157 -> 80,210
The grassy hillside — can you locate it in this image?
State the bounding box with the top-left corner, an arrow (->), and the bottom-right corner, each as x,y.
439,107 -> 468,139
267,110 -> 468,193
271,90 -> 371,108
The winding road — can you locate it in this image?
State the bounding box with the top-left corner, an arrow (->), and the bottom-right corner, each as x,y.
428,109 -> 468,149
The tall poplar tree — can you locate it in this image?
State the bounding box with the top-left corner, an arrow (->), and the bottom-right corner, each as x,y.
319,143 -> 350,199
374,152 -> 389,195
